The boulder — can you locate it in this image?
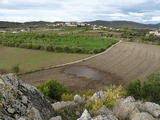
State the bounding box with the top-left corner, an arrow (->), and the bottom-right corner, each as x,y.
130,112 -> 156,120
113,96 -> 139,120
93,115 -> 117,120
137,102 -> 160,118
90,91 -> 106,101
74,94 -> 83,103
77,109 -> 92,120
0,74 -> 56,120
49,116 -> 62,120
94,105 -> 118,120
52,101 -> 76,111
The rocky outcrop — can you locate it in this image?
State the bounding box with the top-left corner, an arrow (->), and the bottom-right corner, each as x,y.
90,91 -> 106,101
74,94 -> 83,103
77,109 -> 92,120
130,112 -> 156,120
137,102 -> 160,118
77,106 -> 118,120
113,96 -> 139,120
113,96 -> 159,120
0,74 -> 56,120
52,101 -> 76,111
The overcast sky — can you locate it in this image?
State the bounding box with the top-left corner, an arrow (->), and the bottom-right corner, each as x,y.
0,0 -> 160,24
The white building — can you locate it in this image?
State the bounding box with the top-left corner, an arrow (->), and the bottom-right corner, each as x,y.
149,30 -> 160,36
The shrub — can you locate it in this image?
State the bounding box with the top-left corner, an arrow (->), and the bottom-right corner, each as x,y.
126,72 -> 160,104
104,85 -> 125,108
125,79 -> 142,99
63,46 -> 72,53
11,64 -> 20,73
46,45 -> 54,52
36,79 -> 69,102
55,46 -> 63,52
61,93 -> 74,101
85,85 -> 124,111
32,44 -> 41,50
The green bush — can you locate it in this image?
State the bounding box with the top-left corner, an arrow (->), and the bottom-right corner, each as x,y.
11,64 -> 20,73
61,93 -> 74,101
126,73 -> 160,104
36,79 -> 69,102
125,79 -> 142,99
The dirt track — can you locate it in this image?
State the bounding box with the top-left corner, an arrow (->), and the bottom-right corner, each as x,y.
20,42 -> 160,91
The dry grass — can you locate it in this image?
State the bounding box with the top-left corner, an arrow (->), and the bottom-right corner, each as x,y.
0,45 -> 91,73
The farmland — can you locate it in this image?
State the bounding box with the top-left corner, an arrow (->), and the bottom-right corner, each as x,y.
0,45 -> 91,73
0,31 -> 117,54
20,42 -> 160,91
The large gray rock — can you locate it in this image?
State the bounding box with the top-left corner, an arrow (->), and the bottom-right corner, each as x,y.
0,74 -> 56,120
113,96 -> 139,120
49,116 -> 62,120
90,91 -> 106,101
77,109 -> 92,120
74,94 -> 83,103
94,106 -> 118,120
137,102 -> 160,118
52,101 -> 76,111
130,112 -> 156,120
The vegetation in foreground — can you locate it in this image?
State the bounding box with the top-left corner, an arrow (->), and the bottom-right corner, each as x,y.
35,72 -> 160,119
126,72 -> 160,104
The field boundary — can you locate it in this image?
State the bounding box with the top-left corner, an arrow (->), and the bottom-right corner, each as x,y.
19,40 -> 122,76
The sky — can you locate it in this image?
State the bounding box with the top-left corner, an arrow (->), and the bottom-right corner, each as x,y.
0,0 -> 160,24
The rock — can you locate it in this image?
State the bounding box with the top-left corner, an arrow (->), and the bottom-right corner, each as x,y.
52,101 -> 76,111
137,102 -> 160,118
113,96 -> 139,120
94,105 -> 118,120
50,116 -> 62,120
130,112 -> 156,120
77,109 -> 92,120
90,91 -> 106,101
93,115 -> 116,120
74,94 -> 83,103
0,74 -> 56,120
21,96 -> 28,104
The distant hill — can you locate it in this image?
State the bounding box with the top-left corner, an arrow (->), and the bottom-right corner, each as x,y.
86,20 -> 160,29
0,21 -> 22,28
0,20 -> 159,29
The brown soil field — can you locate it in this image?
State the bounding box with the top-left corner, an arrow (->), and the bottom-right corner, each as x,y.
20,42 -> 160,91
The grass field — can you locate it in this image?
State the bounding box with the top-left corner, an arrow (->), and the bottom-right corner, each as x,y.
0,31 -> 117,54
0,45 -> 91,73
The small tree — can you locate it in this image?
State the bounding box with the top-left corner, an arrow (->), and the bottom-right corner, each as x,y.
11,64 -> 20,73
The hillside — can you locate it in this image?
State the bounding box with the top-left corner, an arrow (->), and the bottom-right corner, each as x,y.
86,20 -> 160,28
0,20 -> 160,28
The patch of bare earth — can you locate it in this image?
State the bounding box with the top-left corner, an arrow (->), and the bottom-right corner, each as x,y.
20,42 -> 160,91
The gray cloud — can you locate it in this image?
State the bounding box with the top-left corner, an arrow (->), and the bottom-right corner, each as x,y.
0,0 -> 160,23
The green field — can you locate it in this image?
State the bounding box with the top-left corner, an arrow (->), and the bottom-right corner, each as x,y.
0,31 -> 117,54
0,45 -> 91,73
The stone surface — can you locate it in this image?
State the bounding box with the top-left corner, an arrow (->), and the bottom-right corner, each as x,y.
49,116 -> 62,120
138,102 -> 160,118
74,94 -> 83,103
77,109 -> 92,120
52,101 -> 76,111
90,91 -> 106,101
130,112 -> 156,120
0,74 -> 56,120
113,96 -> 139,120
94,105 -> 118,120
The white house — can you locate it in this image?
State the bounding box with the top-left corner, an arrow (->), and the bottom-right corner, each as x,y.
149,30 -> 160,36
